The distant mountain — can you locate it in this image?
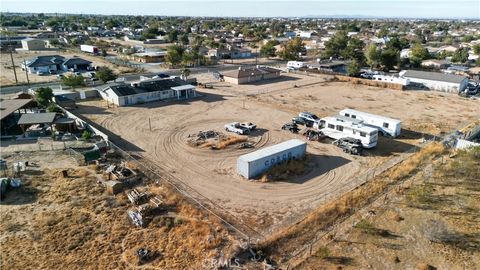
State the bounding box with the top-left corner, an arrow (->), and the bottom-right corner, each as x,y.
301,14 -> 386,19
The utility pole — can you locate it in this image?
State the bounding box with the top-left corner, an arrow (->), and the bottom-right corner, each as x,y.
23,59 -> 30,85
9,48 -> 18,85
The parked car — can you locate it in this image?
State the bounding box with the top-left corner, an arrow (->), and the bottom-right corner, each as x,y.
281,122 -> 300,133
224,122 -> 250,135
56,74 -> 65,80
292,116 -> 313,127
298,112 -> 320,124
156,73 -> 170,78
239,122 -> 256,131
333,137 -> 363,155
36,71 -> 48,76
304,129 -> 326,142
74,72 -> 82,76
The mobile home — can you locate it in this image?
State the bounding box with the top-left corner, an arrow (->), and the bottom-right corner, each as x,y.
287,61 -> 305,69
339,108 -> 401,137
316,116 -> 378,148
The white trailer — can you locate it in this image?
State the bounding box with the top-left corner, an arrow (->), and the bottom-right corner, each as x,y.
315,116 -> 378,148
339,108 -> 401,137
80,44 -> 99,55
287,61 -> 305,69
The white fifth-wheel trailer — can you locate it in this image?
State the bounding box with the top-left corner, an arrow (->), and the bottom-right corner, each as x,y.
315,115 -> 379,148
339,108 -> 402,137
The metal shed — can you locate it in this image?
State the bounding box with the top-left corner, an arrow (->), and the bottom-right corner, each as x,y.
237,139 -> 307,179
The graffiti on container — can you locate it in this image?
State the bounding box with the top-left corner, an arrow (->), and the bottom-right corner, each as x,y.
264,152 -> 293,167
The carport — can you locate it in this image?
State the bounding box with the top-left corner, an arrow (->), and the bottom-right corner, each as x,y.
171,84 -> 196,100
17,113 -> 57,137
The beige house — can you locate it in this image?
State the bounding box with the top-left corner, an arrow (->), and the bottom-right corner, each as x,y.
223,66 -> 281,85
21,38 -> 46,50
421,59 -> 449,69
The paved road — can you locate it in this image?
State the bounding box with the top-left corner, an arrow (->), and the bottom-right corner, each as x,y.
0,64 -> 245,95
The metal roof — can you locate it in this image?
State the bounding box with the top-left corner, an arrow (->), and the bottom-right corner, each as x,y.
0,99 -> 34,121
402,70 -> 467,84
340,108 -> 401,124
238,139 -> 306,163
104,78 -> 189,97
171,84 -> 195,91
17,113 -> 56,125
223,66 -> 281,79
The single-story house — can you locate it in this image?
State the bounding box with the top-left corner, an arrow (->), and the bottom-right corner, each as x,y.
309,61 -> 348,74
421,59 -> 449,70
98,77 -> 197,106
21,38 -> 46,50
207,47 -> 252,59
222,66 -> 281,85
128,51 -> 166,63
62,57 -> 93,71
400,70 -> 468,92
21,55 -> 92,74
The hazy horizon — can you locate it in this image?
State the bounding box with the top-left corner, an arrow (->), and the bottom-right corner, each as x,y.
1,0 -> 479,19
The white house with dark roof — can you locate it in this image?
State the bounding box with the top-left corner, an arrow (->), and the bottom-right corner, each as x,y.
98,77 -> 197,106
400,70 -> 468,92
21,55 -> 92,74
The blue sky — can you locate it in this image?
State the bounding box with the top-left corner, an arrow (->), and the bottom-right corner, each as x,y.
1,0 -> 479,18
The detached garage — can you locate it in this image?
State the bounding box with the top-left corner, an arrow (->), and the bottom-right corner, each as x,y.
401,70 -> 468,93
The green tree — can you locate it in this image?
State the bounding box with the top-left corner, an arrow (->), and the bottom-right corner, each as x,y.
380,49 -> 399,71
62,74 -> 85,89
260,40 -> 278,57
324,31 -> 348,59
47,103 -> 62,113
410,43 -> 431,67
179,34 -> 189,45
342,37 -> 365,65
101,49 -> 107,57
365,44 -> 382,69
167,30 -> 179,42
451,48 -> 469,63
278,37 -> 305,61
165,45 -> 185,68
82,130 -> 92,141
96,66 -> 117,83
347,60 -> 361,76
473,44 -> 480,55
35,87 -> 54,107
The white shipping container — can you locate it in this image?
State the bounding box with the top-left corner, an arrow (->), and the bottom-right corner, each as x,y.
237,139 -> 307,179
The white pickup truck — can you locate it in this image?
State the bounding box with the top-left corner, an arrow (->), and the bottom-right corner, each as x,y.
224,122 -> 250,135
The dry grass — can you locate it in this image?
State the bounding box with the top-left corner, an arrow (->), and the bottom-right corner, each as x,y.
258,142 -> 446,263
200,135 -> 247,150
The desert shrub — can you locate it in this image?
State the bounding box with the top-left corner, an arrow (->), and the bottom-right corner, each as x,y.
316,246 -> 330,258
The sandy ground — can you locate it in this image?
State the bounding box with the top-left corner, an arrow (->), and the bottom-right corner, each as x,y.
0,49 -> 132,86
74,72 -> 480,234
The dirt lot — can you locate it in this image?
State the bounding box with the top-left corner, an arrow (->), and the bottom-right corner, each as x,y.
0,150 -> 234,269
0,49 -> 132,85
74,72 -> 480,235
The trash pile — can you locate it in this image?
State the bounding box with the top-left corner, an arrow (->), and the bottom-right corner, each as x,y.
0,177 -> 22,201
126,188 -> 164,227
303,129 -> 326,142
187,130 -> 221,146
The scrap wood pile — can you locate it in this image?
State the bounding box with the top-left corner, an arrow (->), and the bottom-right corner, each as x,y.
126,188 -> 166,227
187,130 -> 248,149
